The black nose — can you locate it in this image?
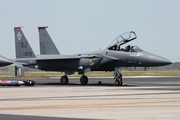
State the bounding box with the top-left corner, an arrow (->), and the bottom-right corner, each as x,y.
0,56 -> 12,67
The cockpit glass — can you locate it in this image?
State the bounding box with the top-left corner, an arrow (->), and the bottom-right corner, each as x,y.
107,31 -> 137,49
132,46 -> 143,52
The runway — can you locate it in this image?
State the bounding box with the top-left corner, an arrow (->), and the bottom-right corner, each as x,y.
0,77 -> 180,120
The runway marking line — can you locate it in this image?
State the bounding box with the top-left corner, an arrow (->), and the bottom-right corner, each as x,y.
0,100 -> 180,111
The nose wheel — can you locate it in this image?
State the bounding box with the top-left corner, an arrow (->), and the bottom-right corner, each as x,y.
114,67 -> 123,86
114,75 -> 122,86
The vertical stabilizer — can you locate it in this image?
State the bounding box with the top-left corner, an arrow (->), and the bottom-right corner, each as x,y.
14,27 -> 36,58
38,27 -> 60,55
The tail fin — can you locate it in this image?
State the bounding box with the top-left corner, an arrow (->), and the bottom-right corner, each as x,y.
14,27 -> 36,58
38,27 -> 60,55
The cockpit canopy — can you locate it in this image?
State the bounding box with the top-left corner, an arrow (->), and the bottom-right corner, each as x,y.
107,31 -> 137,49
107,31 -> 143,52
130,45 -> 143,52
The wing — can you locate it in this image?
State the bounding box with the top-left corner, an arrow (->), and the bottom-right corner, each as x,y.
14,54 -> 103,68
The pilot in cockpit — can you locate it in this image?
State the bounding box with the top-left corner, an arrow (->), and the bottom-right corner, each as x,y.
130,46 -> 134,52
113,45 -> 121,51
112,45 -> 117,50
126,45 -> 131,52
117,45 -> 120,51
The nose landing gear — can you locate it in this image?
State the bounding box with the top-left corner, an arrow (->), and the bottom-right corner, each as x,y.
114,67 -> 123,86
114,75 -> 122,86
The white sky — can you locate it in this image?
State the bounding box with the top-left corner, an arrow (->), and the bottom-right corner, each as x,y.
0,0 -> 180,62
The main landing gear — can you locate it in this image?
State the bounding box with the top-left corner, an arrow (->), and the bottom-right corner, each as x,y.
114,67 -> 123,86
60,75 -> 69,85
80,75 -> 88,85
60,74 -> 89,85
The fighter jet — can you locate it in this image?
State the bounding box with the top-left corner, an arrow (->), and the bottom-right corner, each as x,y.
13,27 -> 172,86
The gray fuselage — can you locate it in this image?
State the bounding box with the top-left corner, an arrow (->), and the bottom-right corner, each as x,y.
14,48 -> 171,72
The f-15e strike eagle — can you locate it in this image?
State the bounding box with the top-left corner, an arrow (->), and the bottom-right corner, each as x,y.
2,27 -> 171,86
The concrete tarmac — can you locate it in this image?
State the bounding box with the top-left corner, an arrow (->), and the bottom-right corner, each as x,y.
0,77 -> 180,120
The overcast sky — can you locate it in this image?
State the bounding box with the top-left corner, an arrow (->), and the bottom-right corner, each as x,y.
0,0 -> 179,62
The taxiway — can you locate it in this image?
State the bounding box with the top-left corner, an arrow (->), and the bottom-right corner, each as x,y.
0,77 -> 180,120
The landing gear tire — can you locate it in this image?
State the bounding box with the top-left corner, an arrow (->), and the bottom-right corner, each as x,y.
115,79 -> 120,86
80,75 -> 88,85
115,76 -> 123,86
60,76 -> 69,85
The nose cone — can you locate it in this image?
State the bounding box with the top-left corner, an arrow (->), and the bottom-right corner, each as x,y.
141,52 -> 172,67
0,55 -> 12,67
150,55 -> 172,66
